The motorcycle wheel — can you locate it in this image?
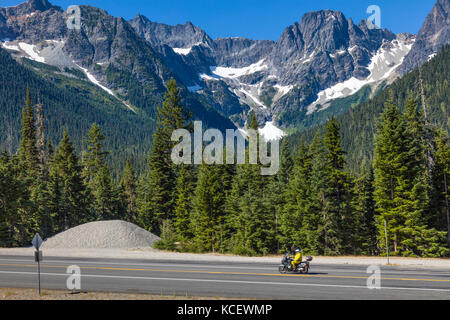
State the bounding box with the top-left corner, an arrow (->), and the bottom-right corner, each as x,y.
278,265 -> 287,274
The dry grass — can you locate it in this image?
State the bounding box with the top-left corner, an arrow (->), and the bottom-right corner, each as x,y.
0,288 -> 245,300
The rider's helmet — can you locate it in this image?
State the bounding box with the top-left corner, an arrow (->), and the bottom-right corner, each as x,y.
295,248 -> 301,254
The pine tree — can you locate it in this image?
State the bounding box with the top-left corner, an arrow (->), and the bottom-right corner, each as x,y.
307,133 -> 329,255
82,123 -> 120,221
279,142 -> 313,253
138,79 -> 191,234
15,89 -> 40,244
353,163 -> 378,255
120,159 -> 138,223
374,96 -> 406,254
191,163 -> 226,253
18,88 -> 39,178
173,164 -> 194,246
83,123 -> 108,183
267,138 -> 293,253
374,95 -> 449,257
49,130 -> 88,232
323,117 -> 353,254
431,130 -> 450,245
93,164 -> 120,220
0,151 -> 15,247
226,114 -> 276,255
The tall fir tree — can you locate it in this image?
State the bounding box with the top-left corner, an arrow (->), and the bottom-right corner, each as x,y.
431,130 -> 450,245
226,113 -> 276,255
279,141 -> 313,253
323,117 -> 353,254
352,163 -> 378,255
173,164 -> 194,247
138,79 -> 191,234
49,129 -> 88,232
374,95 -> 449,256
191,163 -> 227,253
120,159 -> 138,223
82,123 -> 118,221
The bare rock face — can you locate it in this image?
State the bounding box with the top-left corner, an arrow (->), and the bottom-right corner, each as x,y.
1,0 -> 444,133
130,15 -> 213,49
398,0 -> 450,75
127,8 -> 405,127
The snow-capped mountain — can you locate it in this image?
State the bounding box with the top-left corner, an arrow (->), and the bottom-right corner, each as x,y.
0,0 -> 447,139
129,10 -> 417,134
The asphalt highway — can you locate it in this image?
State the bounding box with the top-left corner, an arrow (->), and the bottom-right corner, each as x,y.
0,255 -> 450,299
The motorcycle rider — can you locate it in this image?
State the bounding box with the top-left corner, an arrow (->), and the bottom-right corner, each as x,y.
291,248 -> 303,271
290,244 -> 297,255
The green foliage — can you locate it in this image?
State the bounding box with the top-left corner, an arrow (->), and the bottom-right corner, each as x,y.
137,79 -> 191,234
289,44 -> 450,173
120,160 -> 138,223
373,96 -> 449,257
1,51 -> 449,258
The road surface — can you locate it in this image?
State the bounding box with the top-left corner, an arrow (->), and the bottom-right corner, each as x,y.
0,255 -> 449,299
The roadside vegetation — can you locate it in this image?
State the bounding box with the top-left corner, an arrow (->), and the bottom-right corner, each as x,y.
0,53 -> 449,258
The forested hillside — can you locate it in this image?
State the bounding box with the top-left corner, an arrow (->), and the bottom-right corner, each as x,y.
0,46 -> 236,177
0,47 -> 155,176
1,78 -> 448,257
289,44 -> 450,172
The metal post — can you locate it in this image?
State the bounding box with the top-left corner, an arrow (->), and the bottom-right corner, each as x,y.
384,220 -> 389,265
37,254 -> 41,295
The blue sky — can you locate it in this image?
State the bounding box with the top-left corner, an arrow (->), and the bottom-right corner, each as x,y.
2,0 -> 436,40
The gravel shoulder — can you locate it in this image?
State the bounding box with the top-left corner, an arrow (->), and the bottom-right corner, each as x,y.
0,287 -> 245,300
1,247 -> 450,269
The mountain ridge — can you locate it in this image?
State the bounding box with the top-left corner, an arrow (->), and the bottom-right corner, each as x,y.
0,0 -> 448,139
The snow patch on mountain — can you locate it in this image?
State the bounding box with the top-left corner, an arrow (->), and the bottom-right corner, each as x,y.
307,36 -> 414,114
173,47 -> 192,55
258,121 -> 286,141
238,121 -> 285,141
199,73 -> 220,81
76,64 -> 115,96
235,88 -> 267,109
18,42 -> 45,62
210,59 -> 267,79
1,42 -> 19,51
274,84 -> 294,96
172,42 -> 204,56
329,49 -> 346,58
75,63 -> 136,113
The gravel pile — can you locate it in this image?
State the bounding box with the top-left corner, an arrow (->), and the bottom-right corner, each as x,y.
42,220 -> 160,249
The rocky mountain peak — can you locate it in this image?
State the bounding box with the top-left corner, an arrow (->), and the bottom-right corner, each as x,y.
129,14 -> 213,49
398,0 -> 449,75
3,0 -> 61,16
299,10 -> 349,52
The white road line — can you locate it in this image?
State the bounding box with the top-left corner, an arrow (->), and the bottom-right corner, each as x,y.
1,271 -> 450,293
0,258 -> 449,277
0,258 -> 274,271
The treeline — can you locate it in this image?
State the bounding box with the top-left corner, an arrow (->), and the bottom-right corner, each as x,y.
0,47 -> 157,178
289,44 -> 450,173
1,80 -> 449,257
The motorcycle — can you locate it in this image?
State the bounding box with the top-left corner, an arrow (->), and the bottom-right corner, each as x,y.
278,253 -> 313,274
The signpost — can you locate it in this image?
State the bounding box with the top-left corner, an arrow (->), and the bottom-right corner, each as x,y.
384,220 -> 390,265
32,233 -> 43,295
